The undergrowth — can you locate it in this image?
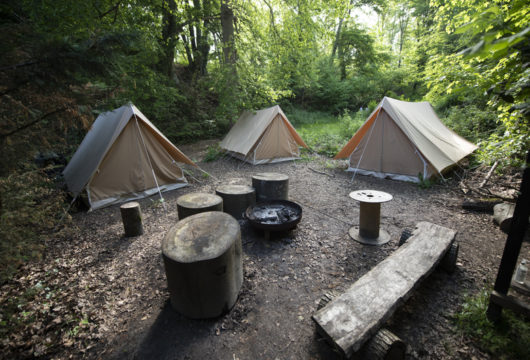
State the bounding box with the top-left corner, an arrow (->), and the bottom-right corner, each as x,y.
454,289 -> 530,359
203,144 -> 225,162
287,107 -> 367,157
0,167 -> 68,283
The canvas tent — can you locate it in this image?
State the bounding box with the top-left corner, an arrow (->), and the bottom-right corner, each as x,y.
63,104 -> 196,210
219,105 -> 308,164
334,97 -> 478,182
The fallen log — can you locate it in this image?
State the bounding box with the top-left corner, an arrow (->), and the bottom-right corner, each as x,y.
479,160 -> 499,188
493,203 -> 515,233
462,198 -> 502,213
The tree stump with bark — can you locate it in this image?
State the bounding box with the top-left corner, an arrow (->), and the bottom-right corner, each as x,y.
120,202 -> 143,237
177,192 -> 223,220
162,211 -> 243,319
215,184 -> 255,219
252,172 -> 289,202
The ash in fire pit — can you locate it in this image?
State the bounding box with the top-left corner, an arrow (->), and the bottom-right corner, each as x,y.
245,200 -> 302,232
252,206 -> 298,224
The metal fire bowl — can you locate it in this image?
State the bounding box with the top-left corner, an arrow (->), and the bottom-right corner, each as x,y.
245,200 -> 302,232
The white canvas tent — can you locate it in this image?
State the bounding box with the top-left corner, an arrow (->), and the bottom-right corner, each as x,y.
219,105 -> 308,164
334,97 -> 478,182
63,104 -> 196,210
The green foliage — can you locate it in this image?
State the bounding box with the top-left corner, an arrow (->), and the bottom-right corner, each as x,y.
439,104 -> 498,143
454,289 -> 530,359
417,172 -> 437,189
427,0 -> 530,166
203,144 -> 224,162
0,169 -> 68,283
287,107 -> 365,157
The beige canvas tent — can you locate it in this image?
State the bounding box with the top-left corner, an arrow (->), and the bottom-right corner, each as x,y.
334,97 -> 477,182
219,105 -> 308,164
63,104 -> 196,210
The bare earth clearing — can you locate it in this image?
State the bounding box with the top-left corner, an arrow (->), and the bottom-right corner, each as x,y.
3,140 -> 529,360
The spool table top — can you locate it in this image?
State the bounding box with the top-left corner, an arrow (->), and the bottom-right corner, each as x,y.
349,190 -> 393,204
177,192 -> 223,209
162,212 -> 240,263
252,173 -> 289,182
216,184 -> 255,195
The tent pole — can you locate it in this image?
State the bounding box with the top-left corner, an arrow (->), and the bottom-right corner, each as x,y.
134,115 -> 167,211
351,111 -> 379,183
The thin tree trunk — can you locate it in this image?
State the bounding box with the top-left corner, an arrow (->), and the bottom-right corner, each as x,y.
220,0 -> 238,124
330,0 -> 353,62
221,0 -> 236,67
160,0 -> 178,78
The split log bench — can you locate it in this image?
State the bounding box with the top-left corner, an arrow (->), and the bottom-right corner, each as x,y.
312,222 -> 457,359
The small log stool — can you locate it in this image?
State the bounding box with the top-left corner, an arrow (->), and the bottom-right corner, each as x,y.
176,192 -> 223,220
252,173 -> 289,202
215,184 -> 256,219
162,211 -> 243,318
120,201 -> 143,237
349,190 -> 393,246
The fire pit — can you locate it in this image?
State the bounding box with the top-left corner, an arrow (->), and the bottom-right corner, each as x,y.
245,200 -> 302,238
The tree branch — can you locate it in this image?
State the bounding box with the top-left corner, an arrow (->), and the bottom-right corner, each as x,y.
0,60 -> 40,72
94,1 -> 122,20
0,107 -> 67,140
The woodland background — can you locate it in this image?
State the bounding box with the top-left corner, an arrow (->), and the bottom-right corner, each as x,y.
0,0 -> 528,290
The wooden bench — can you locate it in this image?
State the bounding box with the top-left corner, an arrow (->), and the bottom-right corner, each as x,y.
312,221 -> 457,358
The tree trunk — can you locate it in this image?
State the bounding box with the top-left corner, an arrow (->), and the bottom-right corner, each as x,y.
221,0 -> 237,69
160,0 -> 178,78
330,0 -> 353,63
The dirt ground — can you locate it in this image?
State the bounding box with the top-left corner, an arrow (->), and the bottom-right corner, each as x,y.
3,140 -> 529,360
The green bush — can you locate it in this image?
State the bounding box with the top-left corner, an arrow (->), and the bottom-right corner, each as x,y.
203,145 -> 225,162
287,107 -> 366,157
0,169 -> 68,283
454,289 -> 530,359
440,104 -> 498,144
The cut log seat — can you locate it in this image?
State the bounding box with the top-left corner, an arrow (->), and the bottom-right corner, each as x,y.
312,221 -> 457,358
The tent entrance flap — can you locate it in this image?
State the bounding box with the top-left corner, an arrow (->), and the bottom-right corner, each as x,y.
134,115 -> 166,209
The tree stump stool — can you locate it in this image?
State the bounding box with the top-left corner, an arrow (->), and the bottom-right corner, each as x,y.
176,192 -> 223,220
162,211 -> 243,318
215,184 -> 256,219
120,202 -> 143,237
252,173 -> 289,202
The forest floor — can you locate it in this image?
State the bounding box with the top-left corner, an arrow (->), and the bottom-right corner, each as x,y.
2,140 -> 529,360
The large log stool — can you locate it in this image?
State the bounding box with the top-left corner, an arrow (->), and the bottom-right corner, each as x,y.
162,211 -> 243,318
176,192 -> 223,220
215,184 -> 256,219
252,172 -> 289,202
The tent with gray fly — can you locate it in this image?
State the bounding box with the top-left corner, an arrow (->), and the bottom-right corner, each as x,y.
63,104 -> 196,210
